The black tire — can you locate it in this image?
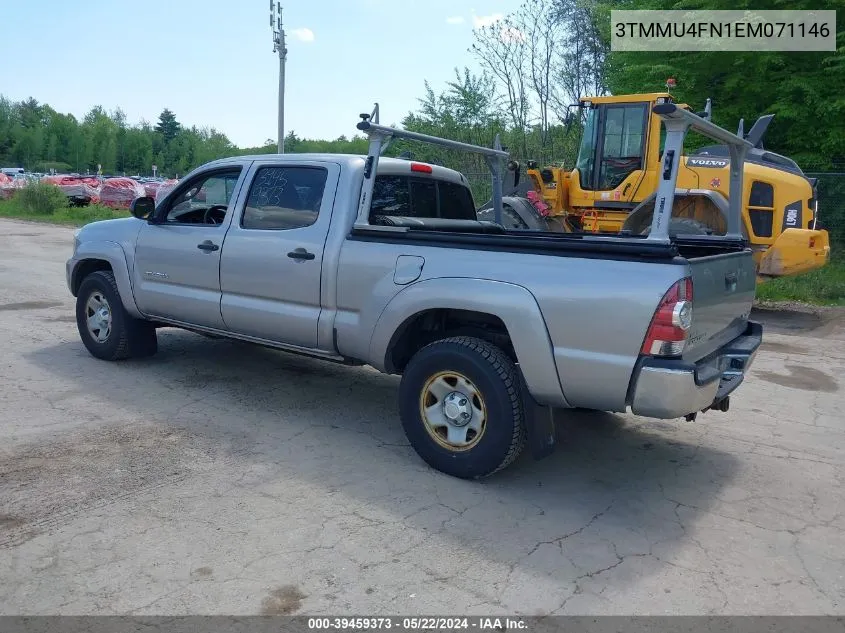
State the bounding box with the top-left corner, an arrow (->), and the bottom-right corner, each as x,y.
76,271 -> 157,361
476,204 -> 530,229
399,336 -> 526,479
641,217 -> 711,236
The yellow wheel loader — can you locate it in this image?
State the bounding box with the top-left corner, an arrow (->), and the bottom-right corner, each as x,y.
480,92 -> 830,279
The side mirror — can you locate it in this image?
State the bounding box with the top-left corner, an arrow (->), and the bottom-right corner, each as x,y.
130,196 -> 156,220
506,160 -> 521,189
502,160 -> 520,191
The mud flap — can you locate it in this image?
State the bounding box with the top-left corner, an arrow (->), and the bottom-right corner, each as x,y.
518,369 -> 557,460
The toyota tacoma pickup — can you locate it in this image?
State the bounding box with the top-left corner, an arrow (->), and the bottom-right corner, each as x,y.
67,104 -> 762,479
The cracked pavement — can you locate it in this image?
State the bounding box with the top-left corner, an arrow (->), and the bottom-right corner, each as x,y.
0,218 -> 844,615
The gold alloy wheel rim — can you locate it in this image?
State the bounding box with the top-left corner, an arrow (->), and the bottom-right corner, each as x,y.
419,370 -> 487,452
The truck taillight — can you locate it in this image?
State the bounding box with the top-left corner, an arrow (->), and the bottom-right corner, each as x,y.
410,162 -> 433,174
641,277 -> 693,357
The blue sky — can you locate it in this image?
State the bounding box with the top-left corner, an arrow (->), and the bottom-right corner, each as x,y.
1,0 -> 522,147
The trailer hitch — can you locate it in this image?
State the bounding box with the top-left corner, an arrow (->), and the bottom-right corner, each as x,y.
684,396 -> 731,421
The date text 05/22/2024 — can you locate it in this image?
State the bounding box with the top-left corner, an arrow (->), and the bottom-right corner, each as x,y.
307,617 -> 528,630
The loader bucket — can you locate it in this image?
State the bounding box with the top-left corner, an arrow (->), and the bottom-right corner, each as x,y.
757,228 -> 831,278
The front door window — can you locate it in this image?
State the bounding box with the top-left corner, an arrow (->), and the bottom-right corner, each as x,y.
163,170 -> 242,226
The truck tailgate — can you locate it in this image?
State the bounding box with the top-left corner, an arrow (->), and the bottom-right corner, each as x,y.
684,250 -> 757,361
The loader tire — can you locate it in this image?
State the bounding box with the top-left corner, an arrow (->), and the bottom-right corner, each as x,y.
641,217 -> 711,236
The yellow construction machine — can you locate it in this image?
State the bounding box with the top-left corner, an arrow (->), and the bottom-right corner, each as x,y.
496,91 -> 830,278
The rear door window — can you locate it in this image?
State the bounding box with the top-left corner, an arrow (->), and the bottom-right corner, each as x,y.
438,181 -> 476,220
242,166 -> 328,230
369,175 -> 476,221
370,176 -> 411,217
409,180 -> 437,217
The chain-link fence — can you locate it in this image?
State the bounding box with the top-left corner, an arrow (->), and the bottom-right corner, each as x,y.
807,172 -> 845,255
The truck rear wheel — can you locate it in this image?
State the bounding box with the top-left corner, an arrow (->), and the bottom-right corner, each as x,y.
76,271 -> 157,361
399,336 -> 526,479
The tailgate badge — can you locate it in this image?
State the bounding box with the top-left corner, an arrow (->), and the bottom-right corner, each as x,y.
725,272 -> 738,291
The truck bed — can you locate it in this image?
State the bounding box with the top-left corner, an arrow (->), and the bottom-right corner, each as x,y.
352,220 -> 749,261
341,218 -> 756,414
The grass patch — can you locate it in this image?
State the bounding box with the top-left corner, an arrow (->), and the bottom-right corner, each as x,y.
0,198 -> 128,226
2,194 -> 842,306
756,259 -> 845,306
16,182 -> 70,214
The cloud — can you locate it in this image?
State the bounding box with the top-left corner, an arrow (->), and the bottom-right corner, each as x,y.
291,27 -> 315,42
471,13 -> 503,29
470,12 -> 522,42
500,26 -> 525,42
445,15 -> 465,25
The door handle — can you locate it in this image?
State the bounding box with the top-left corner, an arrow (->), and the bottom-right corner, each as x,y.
287,248 -> 315,261
197,240 -> 219,252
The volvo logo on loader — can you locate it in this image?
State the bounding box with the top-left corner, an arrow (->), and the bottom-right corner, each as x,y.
686,157 -> 729,168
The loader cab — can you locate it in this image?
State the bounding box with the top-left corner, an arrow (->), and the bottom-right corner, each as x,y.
569,93 -> 674,211
575,100 -> 648,191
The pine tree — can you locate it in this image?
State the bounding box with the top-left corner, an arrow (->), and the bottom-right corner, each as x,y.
154,108 -> 181,144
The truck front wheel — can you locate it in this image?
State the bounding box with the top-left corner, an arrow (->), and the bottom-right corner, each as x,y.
399,336 -> 526,479
75,271 -> 157,361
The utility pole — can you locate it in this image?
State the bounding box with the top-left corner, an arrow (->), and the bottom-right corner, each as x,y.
271,1 -> 287,154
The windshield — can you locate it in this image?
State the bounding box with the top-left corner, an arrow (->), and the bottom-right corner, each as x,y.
575,107 -> 599,190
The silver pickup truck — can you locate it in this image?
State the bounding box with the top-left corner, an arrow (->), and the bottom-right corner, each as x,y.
67,104 -> 762,479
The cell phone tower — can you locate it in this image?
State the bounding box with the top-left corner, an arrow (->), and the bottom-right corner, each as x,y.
271,1 -> 288,153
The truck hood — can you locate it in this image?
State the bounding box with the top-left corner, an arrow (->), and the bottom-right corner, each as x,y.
76,217 -> 145,245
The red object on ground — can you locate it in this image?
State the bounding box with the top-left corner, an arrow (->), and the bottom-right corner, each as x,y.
42,175 -> 100,187
100,178 -> 146,209
154,179 -> 179,205
0,174 -> 27,200
143,181 -> 162,198
42,175 -> 102,203
0,173 -> 10,199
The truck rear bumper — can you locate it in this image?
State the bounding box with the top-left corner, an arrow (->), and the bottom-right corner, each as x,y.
630,321 -> 762,419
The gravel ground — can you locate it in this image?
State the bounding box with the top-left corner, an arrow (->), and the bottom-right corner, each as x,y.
0,218 -> 843,616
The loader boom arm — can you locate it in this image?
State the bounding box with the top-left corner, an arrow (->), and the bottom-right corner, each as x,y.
648,103 -> 754,243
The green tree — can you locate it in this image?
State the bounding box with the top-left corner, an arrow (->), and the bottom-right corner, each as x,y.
17,97 -> 44,129
154,108 -> 181,144
0,97 -> 15,161
601,0 -> 845,168
284,130 -> 301,152
123,127 -> 154,174
46,134 -> 57,163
